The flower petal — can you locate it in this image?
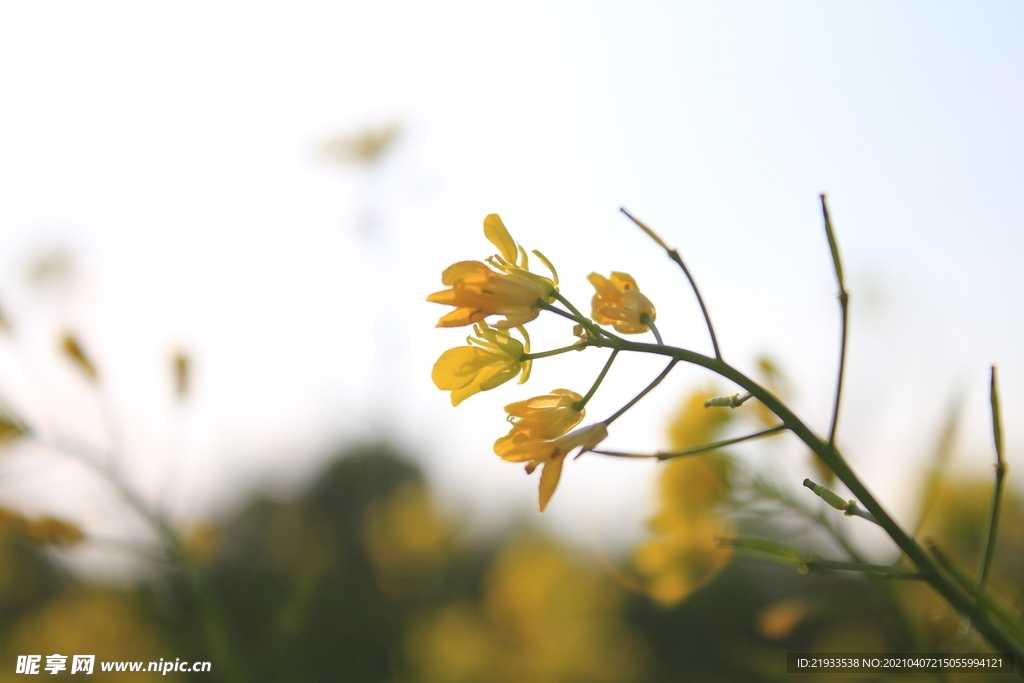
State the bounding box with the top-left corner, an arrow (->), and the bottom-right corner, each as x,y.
538,455 -> 565,512
432,347 -> 494,390
609,271 -> 640,291
440,260 -> 492,286
484,214 -> 518,265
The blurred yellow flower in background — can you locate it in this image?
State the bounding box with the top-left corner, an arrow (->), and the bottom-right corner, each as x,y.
405,535 -> 645,683
587,272 -> 656,335
635,388 -> 734,605
0,507 -> 84,547
432,322 -> 530,406
365,481 -> 453,596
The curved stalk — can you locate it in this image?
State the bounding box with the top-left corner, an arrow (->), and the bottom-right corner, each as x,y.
641,313 -> 663,345
592,424 -> 787,460
588,335 -> 1024,665
521,342 -> 594,361
574,349 -> 618,411
603,359 -> 677,426
621,207 -> 722,359
980,366 -> 1007,589
820,195 -> 849,448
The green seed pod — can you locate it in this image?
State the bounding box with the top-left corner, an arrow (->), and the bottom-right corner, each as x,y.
803,478 -> 848,511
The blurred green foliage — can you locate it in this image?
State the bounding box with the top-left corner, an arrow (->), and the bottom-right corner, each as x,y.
1,437 -> 1019,682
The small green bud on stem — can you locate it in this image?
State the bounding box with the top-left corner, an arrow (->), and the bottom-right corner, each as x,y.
803,478 -> 849,511
704,392 -> 752,408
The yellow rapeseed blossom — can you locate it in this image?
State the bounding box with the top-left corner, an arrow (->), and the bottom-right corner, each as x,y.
500,421 -> 608,512
587,272 -> 656,334
427,214 -> 557,329
428,261 -> 551,329
493,389 -> 584,457
635,458 -> 733,605
433,322 -> 530,406
405,536 -> 645,683
0,507 -> 85,546
635,388 -> 734,605
482,214 -> 558,290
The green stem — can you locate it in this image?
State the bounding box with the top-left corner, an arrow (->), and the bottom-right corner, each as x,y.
821,195 -> 849,448
539,301 -> 583,325
521,342 -> 593,361
621,207 -> 722,359
806,558 -> 922,578
539,299 -> 616,345
641,313 -> 663,345
588,335 -> 1024,665
603,359 -> 676,426
979,365 -> 1007,589
552,292 -> 606,335
749,475 -> 925,650
592,424 -> 786,460
574,349 -> 618,411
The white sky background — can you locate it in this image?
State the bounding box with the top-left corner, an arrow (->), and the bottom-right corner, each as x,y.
0,1 -> 1021,575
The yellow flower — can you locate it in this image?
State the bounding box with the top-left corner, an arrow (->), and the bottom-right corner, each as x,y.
427,214 -> 558,329
428,261 -> 551,329
432,321 -> 530,406
587,272 -> 656,334
482,214 -> 558,289
494,389 -> 584,457
500,421 -> 608,512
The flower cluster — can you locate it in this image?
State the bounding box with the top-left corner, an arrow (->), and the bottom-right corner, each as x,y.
428,214 -> 660,511
426,202 -> 1024,664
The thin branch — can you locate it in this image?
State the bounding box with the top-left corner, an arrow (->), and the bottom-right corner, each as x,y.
641,313 -> 663,345
806,558 -> 923,578
602,359 -> 676,426
620,207 -> 722,359
545,292 -> 625,342
820,194 -> 849,448
979,365 -> 1007,588
728,537 -> 921,577
575,349 -> 618,411
539,301 -> 584,325
592,424 -> 787,460
521,342 -> 594,361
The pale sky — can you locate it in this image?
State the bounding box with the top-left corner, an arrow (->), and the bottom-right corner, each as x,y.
0,1 -> 1021,575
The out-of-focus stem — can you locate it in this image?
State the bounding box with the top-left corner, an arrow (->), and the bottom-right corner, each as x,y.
979,366 -> 1007,589
820,194 -> 849,449
42,436 -> 243,683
